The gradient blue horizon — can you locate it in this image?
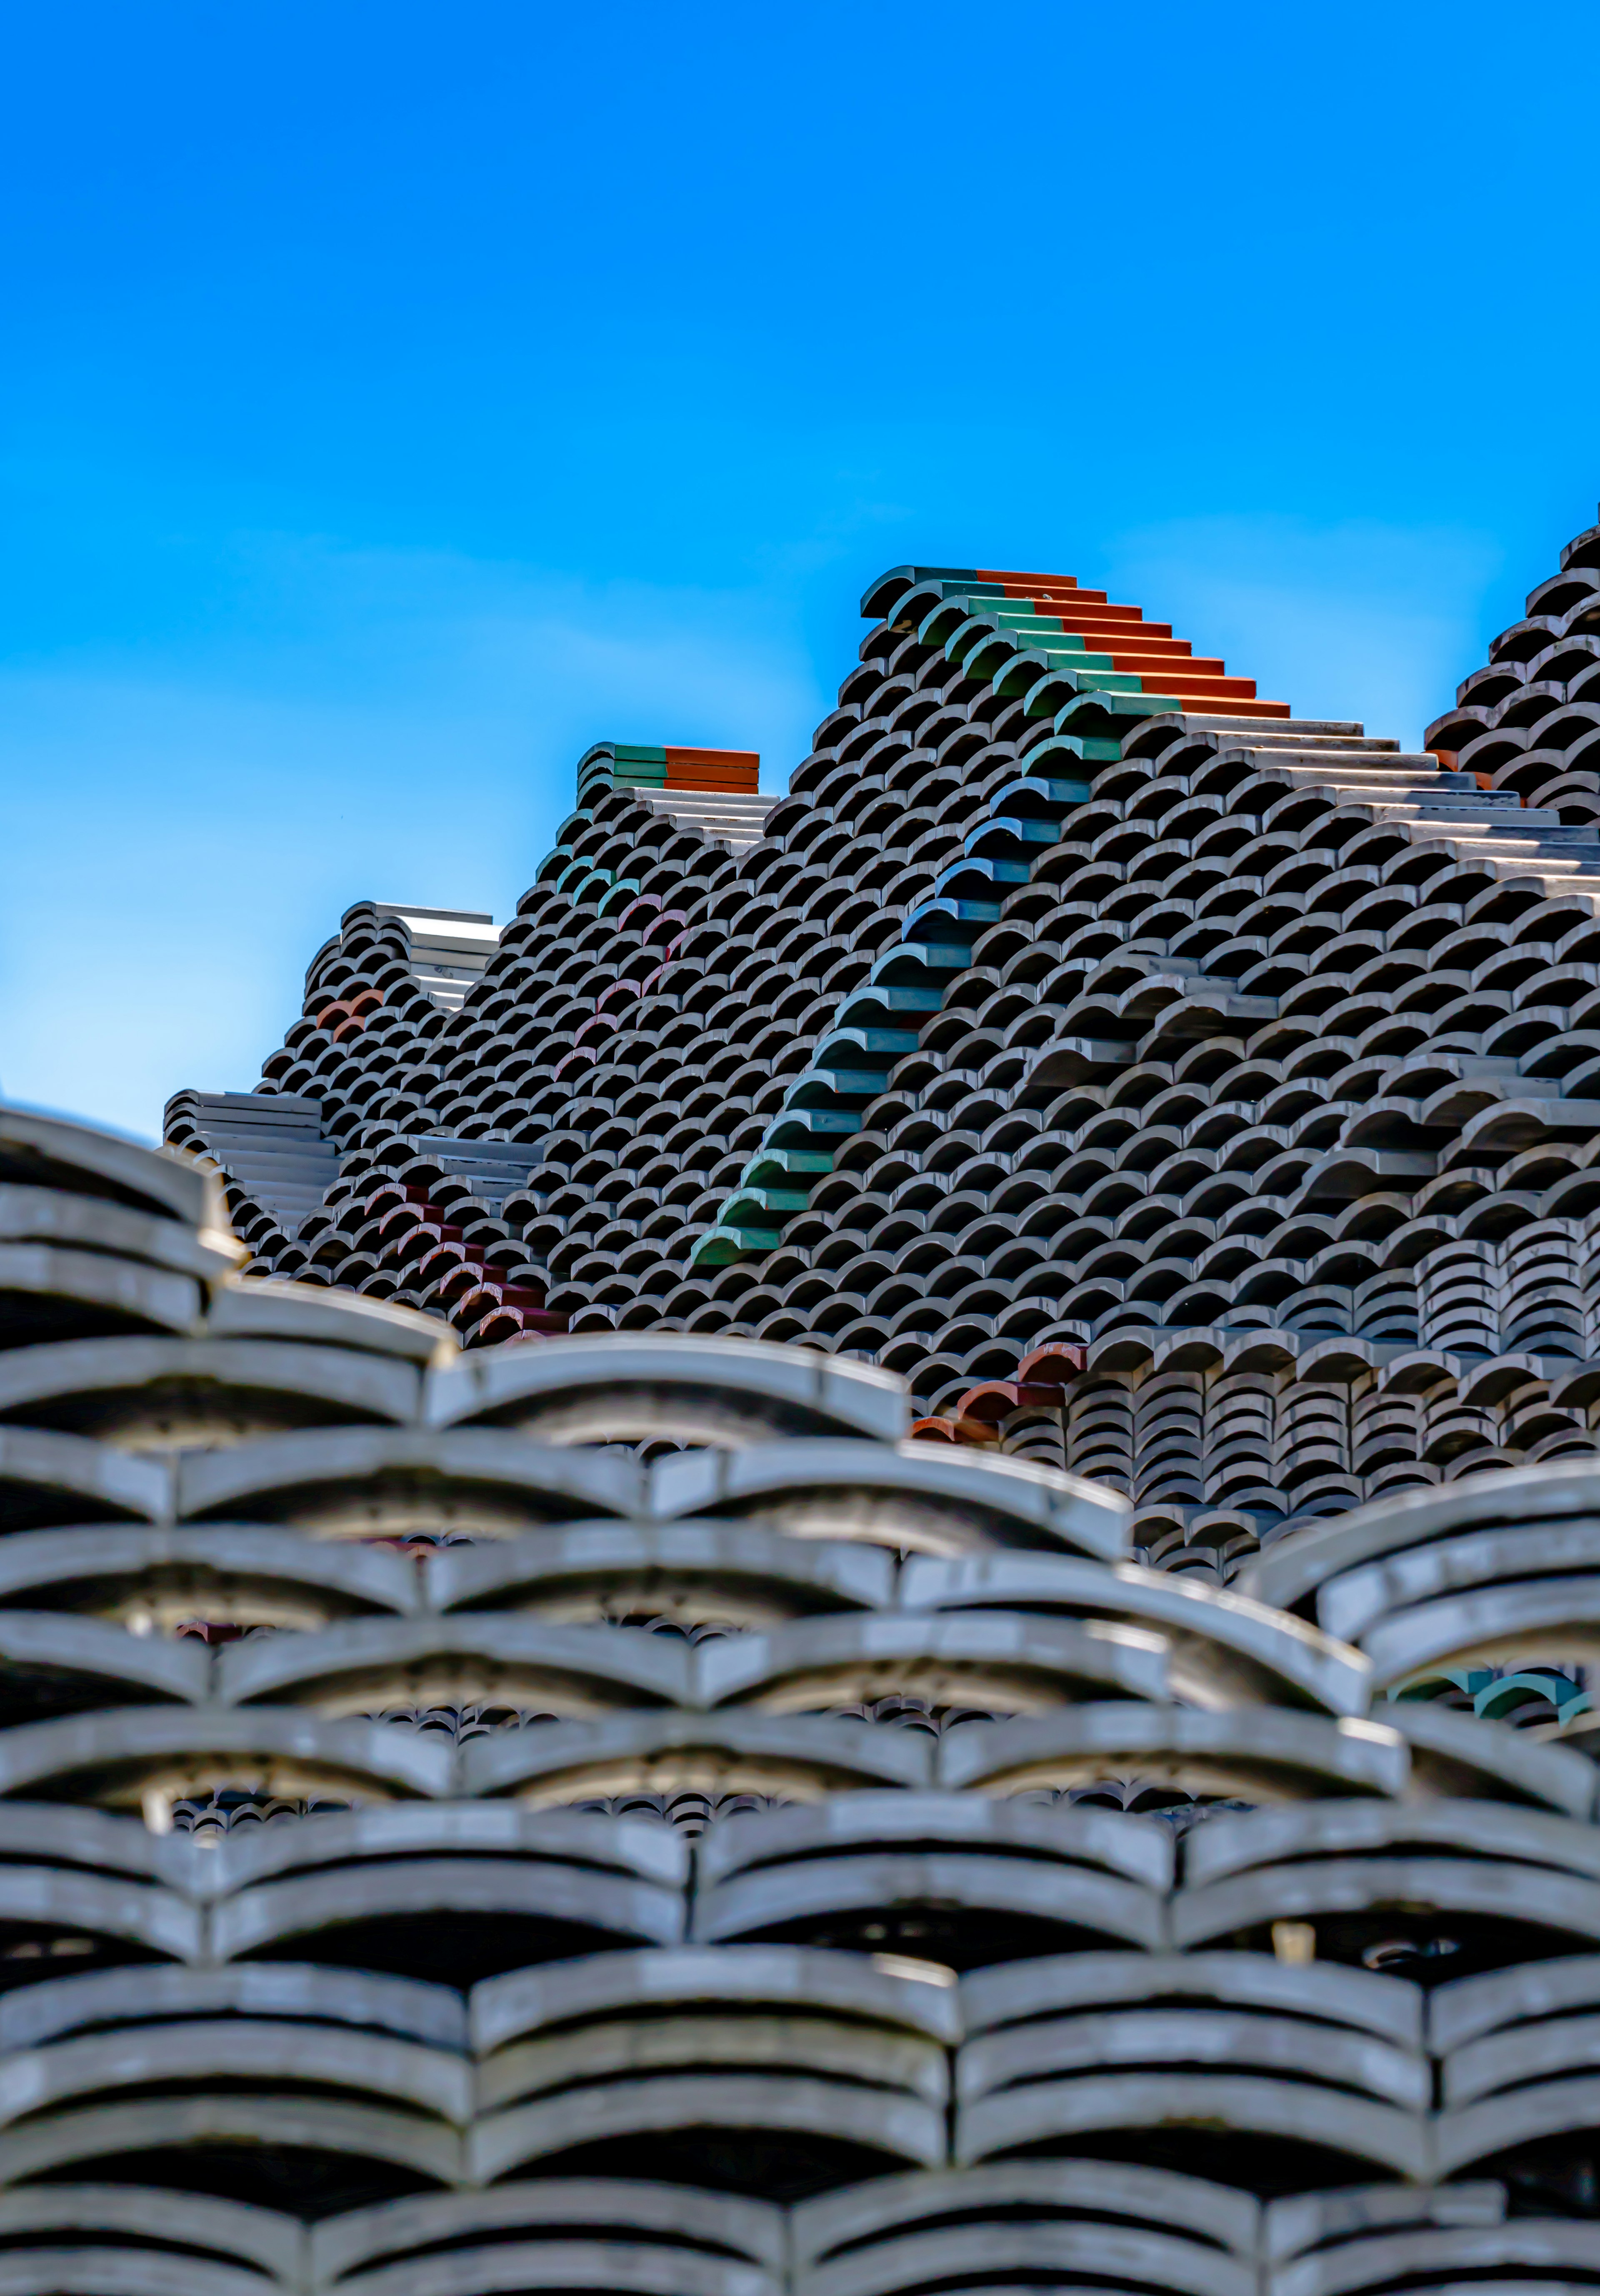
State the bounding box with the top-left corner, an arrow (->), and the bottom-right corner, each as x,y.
2,1 -> 1598,1139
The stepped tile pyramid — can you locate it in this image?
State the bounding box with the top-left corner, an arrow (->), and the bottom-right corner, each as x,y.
170,519 -> 1600,1583
6,1095 -> 1600,2277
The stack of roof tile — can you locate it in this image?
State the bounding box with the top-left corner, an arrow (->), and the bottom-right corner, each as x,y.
6,1098 -> 1600,2275
169,520 -> 1600,1587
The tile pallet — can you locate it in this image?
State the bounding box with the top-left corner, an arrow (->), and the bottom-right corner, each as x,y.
6,1097 -> 1600,2269
166,523 -> 1600,1588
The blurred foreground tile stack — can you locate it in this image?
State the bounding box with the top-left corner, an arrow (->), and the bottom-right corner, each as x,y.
3,1098 -> 1600,2281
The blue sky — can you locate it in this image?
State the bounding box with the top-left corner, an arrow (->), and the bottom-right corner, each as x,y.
2,2 -> 1597,1138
